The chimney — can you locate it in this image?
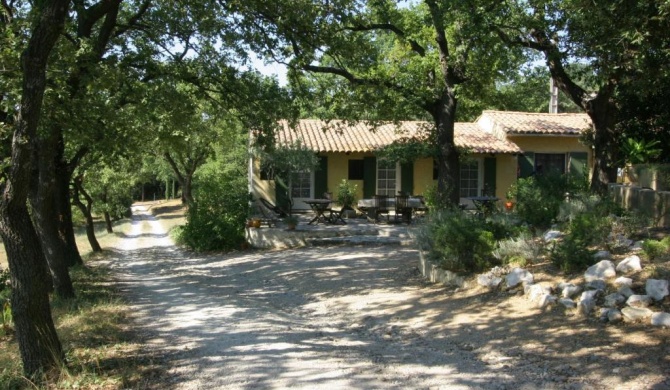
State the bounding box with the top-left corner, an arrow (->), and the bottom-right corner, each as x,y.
549,78 -> 559,113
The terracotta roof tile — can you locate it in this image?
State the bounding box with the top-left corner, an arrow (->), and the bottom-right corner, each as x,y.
477,111 -> 591,136
276,119 -> 522,154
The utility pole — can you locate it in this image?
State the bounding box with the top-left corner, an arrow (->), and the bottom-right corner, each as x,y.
549,78 -> 559,114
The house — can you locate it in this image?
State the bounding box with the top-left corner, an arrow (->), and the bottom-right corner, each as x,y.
249,111 -> 593,211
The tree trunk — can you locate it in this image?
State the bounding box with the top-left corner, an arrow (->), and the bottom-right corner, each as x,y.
0,0 -> 69,377
434,96 -> 461,207
181,175 -> 193,204
73,178 -> 102,253
0,207 -> 64,376
104,211 -> 113,233
585,93 -> 619,194
30,130 -> 75,299
55,137 -> 83,267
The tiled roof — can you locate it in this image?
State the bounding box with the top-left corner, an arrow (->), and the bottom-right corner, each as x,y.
276,119 -> 522,154
477,111 -> 591,136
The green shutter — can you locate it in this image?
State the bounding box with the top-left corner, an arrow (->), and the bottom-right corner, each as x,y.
275,171 -> 290,211
314,155 -> 328,198
518,152 -> 535,178
569,152 -> 588,178
483,157 -> 497,196
363,156 -> 377,198
401,162 -> 414,195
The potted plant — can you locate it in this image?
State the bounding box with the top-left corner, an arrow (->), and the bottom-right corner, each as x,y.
504,188 -> 515,211
284,215 -> 299,230
336,179 -> 358,218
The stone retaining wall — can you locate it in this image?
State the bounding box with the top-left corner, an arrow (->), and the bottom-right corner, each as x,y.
417,248 -> 466,288
609,183 -> 670,227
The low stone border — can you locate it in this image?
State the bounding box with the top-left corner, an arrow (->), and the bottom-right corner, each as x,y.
417,248 -> 466,288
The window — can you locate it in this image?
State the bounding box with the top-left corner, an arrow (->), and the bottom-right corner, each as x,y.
535,153 -> 566,175
460,160 -> 479,197
348,159 -> 364,180
291,171 -> 312,198
377,160 -> 397,196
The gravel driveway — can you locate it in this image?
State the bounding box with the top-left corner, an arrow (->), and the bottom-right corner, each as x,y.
105,204 -> 670,389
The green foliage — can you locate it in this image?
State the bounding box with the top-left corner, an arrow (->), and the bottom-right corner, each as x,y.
417,211 -> 502,273
508,173 -> 588,229
493,230 -> 544,266
336,180 -> 358,209
550,236 -> 596,274
0,268 -> 11,335
620,138 -> 662,165
177,169 -> 249,252
642,237 -> 670,262
258,140 -> 319,212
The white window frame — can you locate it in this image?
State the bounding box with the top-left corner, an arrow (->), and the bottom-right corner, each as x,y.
290,170 -> 314,209
376,160 -> 400,196
459,158 -> 482,198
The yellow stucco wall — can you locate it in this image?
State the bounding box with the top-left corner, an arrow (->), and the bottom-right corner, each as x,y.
325,152 -> 368,201
250,135 -> 592,208
510,135 -> 591,156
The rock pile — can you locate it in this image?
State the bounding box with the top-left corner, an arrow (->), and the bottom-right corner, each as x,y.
477,254 -> 670,327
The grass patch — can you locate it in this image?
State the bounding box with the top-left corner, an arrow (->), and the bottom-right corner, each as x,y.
0,260 -> 168,389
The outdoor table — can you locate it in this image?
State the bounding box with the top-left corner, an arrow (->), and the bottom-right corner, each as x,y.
357,197 -> 426,222
305,199 -> 339,225
466,196 -> 499,215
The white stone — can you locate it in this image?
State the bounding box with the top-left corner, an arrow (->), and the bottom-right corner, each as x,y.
594,250 -> 611,260
537,294 -> 557,308
561,284 -> 582,299
618,286 -> 635,298
578,298 -> 596,317
645,279 -> 669,301
584,260 -> 616,282
608,309 -> 623,323
614,277 -> 633,287
585,279 -> 607,291
616,255 -> 642,274
559,298 -> 576,309
604,293 -> 626,308
506,267 -> 534,288
580,290 -> 601,302
651,312 -> 670,327
544,230 -> 563,241
622,306 -> 654,321
528,284 -> 552,302
626,294 -> 653,308
477,273 -> 502,289
632,240 -> 644,251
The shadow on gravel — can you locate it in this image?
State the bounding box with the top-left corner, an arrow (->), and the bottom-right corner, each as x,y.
108,241 -> 670,389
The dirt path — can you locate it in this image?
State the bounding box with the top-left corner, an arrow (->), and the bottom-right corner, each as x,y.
105,203 -> 670,389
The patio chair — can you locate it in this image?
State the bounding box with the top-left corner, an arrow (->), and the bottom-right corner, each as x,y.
259,198 -> 289,218
394,194 -> 412,224
373,194 -> 390,223
256,198 -> 287,227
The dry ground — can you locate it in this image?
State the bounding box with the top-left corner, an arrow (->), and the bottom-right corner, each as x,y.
94,201 -> 670,389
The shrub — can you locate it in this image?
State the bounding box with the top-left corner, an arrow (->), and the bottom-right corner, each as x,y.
642,237 -> 670,261
493,231 -> 545,266
178,170 -> 249,251
508,172 -> 588,229
550,236 -> 596,273
336,180 -> 358,209
417,211 -> 499,272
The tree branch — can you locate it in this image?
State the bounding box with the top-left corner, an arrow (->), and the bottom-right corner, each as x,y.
345,23 -> 426,56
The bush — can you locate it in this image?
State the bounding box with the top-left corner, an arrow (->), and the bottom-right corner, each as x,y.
550,236 -> 596,273
177,170 -> 249,251
508,172 -> 587,229
493,230 -> 545,266
642,237 -> 670,261
417,211 -> 499,272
